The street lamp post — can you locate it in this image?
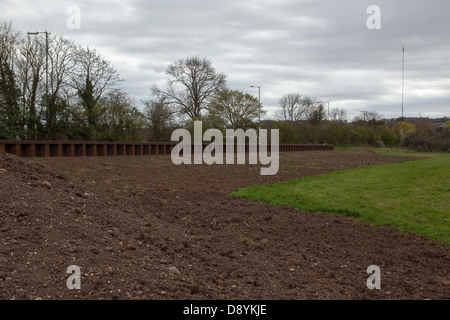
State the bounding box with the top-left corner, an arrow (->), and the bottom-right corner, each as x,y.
27,31 -> 49,98
250,85 -> 261,124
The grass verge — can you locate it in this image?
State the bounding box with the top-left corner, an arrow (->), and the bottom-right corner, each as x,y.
231,150 -> 450,244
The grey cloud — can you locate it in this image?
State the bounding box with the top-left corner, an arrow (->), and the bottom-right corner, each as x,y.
1,0 -> 449,118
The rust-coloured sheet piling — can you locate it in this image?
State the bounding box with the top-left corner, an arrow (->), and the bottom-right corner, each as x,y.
0,140 -> 334,158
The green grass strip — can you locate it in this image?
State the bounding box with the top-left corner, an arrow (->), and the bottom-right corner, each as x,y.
231,152 -> 450,244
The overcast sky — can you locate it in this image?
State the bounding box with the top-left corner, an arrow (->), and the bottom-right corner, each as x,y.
1,0 -> 449,119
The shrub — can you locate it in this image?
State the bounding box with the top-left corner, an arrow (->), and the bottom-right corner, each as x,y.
381,130 -> 400,146
401,131 -> 450,152
275,121 -> 301,144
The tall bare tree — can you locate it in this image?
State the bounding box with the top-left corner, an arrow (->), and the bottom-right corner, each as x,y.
44,35 -> 78,138
0,21 -> 22,139
276,93 -> 317,122
16,34 -> 78,139
70,46 -> 121,139
151,56 -> 226,120
16,35 -> 46,138
143,95 -> 176,141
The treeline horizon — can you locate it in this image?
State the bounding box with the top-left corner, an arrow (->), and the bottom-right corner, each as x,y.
1,21 -> 449,152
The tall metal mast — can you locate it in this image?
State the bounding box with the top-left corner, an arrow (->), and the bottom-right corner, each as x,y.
402,46 -> 405,118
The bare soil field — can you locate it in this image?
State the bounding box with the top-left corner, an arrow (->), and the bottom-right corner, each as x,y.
0,149 -> 449,300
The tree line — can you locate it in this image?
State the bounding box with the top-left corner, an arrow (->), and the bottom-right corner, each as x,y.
0,21 -> 139,141
1,22 -> 448,151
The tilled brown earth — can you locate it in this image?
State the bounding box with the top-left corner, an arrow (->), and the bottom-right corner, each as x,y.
0,149 -> 449,300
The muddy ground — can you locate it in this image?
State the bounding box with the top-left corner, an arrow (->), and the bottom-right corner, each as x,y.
0,149 -> 448,300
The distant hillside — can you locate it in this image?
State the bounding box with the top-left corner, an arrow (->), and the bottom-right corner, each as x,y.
382,117 -> 449,125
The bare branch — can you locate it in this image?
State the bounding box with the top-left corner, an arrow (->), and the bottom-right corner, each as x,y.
153,56 -> 226,120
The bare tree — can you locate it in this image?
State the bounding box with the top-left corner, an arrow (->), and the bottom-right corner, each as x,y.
143,95 -> 176,141
70,46 -> 121,139
47,35 -> 77,101
16,34 -> 78,139
276,93 -> 317,122
43,35 -> 78,138
0,21 -> 22,138
354,110 -> 383,126
329,107 -> 348,123
151,56 -> 226,120
71,46 -> 121,100
16,35 -> 46,138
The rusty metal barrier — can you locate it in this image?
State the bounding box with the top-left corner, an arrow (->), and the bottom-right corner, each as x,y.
0,140 -> 334,158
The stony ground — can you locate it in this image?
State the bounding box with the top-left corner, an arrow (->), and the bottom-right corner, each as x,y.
0,149 -> 448,300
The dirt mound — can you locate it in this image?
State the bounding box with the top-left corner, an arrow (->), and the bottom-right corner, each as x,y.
1,150 -> 449,300
0,151 -> 155,299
